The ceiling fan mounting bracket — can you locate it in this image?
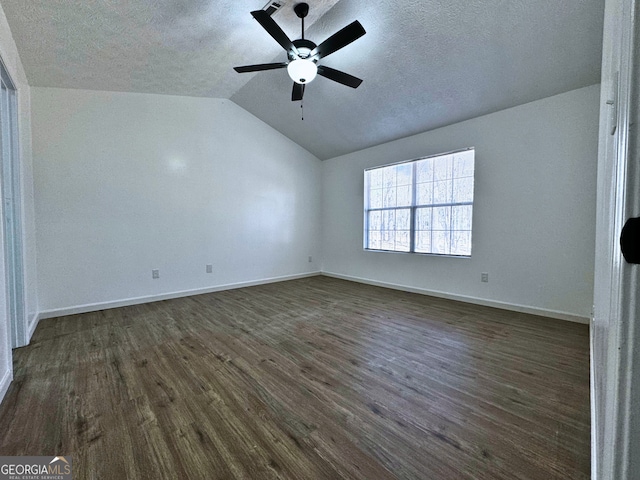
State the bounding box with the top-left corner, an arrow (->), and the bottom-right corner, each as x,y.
294,3 -> 309,19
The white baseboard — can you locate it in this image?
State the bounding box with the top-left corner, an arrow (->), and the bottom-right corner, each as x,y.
321,272 -> 590,324
35,269 -> 588,324
0,368 -> 12,407
38,271 -> 322,320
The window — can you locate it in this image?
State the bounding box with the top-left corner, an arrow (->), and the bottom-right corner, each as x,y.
364,148 -> 475,256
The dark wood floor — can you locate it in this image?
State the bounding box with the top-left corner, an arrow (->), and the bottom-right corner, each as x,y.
0,276 -> 590,479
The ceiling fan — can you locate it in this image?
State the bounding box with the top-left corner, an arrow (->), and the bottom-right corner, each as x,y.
234,2 -> 366,101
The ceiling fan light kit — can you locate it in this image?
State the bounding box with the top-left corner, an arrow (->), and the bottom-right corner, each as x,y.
234,2 -> 366,101
287,58 -> 317,84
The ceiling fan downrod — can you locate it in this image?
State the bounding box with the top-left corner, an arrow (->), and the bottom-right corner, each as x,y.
294,3 -> 309,40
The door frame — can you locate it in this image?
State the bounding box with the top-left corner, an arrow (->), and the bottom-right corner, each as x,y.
592,0 -> 639,478
0,55 -> 27,349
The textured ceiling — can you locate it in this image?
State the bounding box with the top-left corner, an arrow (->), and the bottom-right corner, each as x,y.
231,0 -> 605,159
0,0 -> 340,98
2,0 -> 604,160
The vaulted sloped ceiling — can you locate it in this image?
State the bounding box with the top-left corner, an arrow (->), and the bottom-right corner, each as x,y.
2,0 -> 604,160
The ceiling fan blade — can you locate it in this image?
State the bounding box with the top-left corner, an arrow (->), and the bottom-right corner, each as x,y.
292,82 -> 305,101
234,62 -> 288,73
317,66 -> 363,88
310,20 -> 366,59
251,10 -> 299,56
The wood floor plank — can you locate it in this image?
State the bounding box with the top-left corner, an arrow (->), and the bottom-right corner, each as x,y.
0,276 -> 590,479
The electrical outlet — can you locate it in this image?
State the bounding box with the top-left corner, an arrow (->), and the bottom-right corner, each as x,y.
308,256 -> 313,263
206,264 -> 213,273
481,272 -> 489,283
152,269 -> 160,279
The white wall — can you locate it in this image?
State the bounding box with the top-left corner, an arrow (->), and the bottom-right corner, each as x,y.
31,88 -> 321,315
0,2 -> 37,402
322,85 -> 600,321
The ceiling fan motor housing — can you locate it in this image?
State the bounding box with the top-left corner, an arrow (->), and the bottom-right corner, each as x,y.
289,39 -> 317,60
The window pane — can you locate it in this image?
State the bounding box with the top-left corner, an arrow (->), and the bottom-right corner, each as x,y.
396,231 -> 410,252
383,166 -> 396,189
452,205 -> 472,230
416,207 -> 432,230
415,230 -> 432,253
416,158 -> 434,183
382,210 -> 395,231
415,207 -> 433,254
433,206 -> 451,231
396,209 -> 411,230
434,155 -> 452,181
433,180 -> 452,204
396,163 -> 412,186
416,182 -> 433,205
370,188 -> 383,208
383,187 -> 396,207
369,169 -> 383,188
453,151 -> 474,178
381,230 -> 395,250
368,231 -> 381,249
397,185 -> 412,207
369,210 -> 382,230
453,177 -> 474,203
432,230 -> 451,255
451,230 -> 471,256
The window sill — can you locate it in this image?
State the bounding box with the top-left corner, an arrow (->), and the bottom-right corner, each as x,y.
363,248 -> 471,259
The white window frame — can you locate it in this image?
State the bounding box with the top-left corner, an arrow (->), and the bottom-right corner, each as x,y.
363,148 -> 475,257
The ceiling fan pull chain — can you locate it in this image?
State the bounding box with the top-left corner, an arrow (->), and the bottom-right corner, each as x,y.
301,99 -> 304,121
